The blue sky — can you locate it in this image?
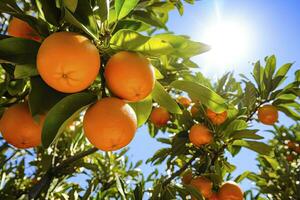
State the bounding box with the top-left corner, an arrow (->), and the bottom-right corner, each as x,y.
128,0 -> 300,195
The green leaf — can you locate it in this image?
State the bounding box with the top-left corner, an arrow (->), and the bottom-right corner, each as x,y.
0,38 -> 40,64
129,95 -> 152,127
28,77 -> 67,116
260,155 -> 279,170
184,184 -> 204,200
224,120 -> 248,138
234,171 -> 252,183
96,0 -> 109,21
132,10 -> 166,29
174,1 -> 184,15
115,175 -> 127,200
230,129 -> 263,140
275,63 -> 293,78
36,0 -> 60,26
63,0 -> 98,40
42,92 -> 97,148
115,0 -> 139,20
170,80 -> 227,112
14,64 -> 38,79
264,55 -> 276,79
151,81 -> 181,114
277,105 -> 300,121
232,140 -> 272,155
63,0 -> 78,13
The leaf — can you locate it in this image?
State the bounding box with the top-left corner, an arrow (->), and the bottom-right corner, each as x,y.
14,64 -> 38,79
232,140 -> 272,155
115,175 -> 127,200
277,105 -> 300,121
234,171 -> 252,183
96,0 -> 109,21
63,0 -> 98,40
28,77 -> 67,116
174,1 -> 184,15
63,0 -> 78,13
0,38 -> 40,64
224,120 -> 248,138
151,81 -> 182,114
115,0 -> 139,20
36,0 -> 60,25
129,95 -> 152,127
260,155 -> 279,170
42,92 -> 97,148
264,55 -> 276,79
132,10 -> 166,29
183,184 -> 204,200
170,80 -> 227,112
230,129 -> 263,140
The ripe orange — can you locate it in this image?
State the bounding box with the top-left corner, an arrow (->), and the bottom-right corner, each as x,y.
182,170 -> 193,185
287,140 -> 296,149
206,108 -> 227,125
189,124 -> 213,147
0,102 -> 44,149
105,51 -> 155,102
257,105 -> 278,125
83,97 -> 137,151
294,146 -> 300,154
149,107 -> 170,127
37,32 -> 100,93
190,105 -> 199,117
177,96 -> 191,108
7,17 -> 41,42
209,193 -> 219,200
218,181 -> 243,200
190,176 -> 213,198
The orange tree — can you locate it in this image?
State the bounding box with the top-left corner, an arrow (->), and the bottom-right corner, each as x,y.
0,0 -> 299,199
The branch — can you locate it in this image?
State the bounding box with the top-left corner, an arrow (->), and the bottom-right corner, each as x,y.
28,147 -> 98,199
162,154 -> 198,187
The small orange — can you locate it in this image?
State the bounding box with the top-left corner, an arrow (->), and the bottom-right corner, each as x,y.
206,108 -> 227,125
8,17 -> 41,42
286,154 -> 294,162
294,146 -> 300,154
0,102 -> 44,149
177,96 -> 191,108
218,181 -> 243,200
37,32 -> 100,93
257,105 -> 278,125
189,124 -> 212,147
190,105 -> 199,117
182,170 -> 193,185
105,51 -> 155,102
83,97 -> 137,151
287,140 -> 296,149
149,107 -> 170,127
190,176 -> 213,198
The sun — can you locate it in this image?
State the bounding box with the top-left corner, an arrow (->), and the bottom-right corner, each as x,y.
200,20 -> 253,75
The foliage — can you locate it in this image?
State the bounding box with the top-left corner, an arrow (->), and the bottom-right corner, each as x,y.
0,0 -> 299,200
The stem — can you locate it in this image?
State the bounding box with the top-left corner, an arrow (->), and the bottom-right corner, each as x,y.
28,147 -> 97,199
245,99 -> 269,122
100,62 -> 108,98
162,154 -> 198,187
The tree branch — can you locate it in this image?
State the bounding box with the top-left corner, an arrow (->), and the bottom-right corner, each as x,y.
28,147 -> 98,199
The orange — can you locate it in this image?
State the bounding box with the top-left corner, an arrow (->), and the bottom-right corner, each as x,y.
190,176 -> 213,198
257,105 -> 278,125
218,181 -> 243,200
206,108 -> 227,125
287,140 -> 296,149
83,97 -> 137,151
182,170 -> 193,185
294,146 -> 300,154
190,105 -> 199,117
209,193 -> 219,200
177,96 -> 191,108
0,102 -> 44,149
37,32 -> 100,93
105,51 -> 155,102
7,17 -> 41,42
189,124 -> 213,147
149,107 -> 170,127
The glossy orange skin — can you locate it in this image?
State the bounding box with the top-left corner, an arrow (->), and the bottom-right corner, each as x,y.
0,102 -> 44,149
190,105 -> 199,117
177,96 -> 191,108
37,32 -> 100,93
182,170 -> 193,185
218,182 -> 243,200
83,97 -> 137,151
105,51 -> 155,102
189,124 -> 212,147
209,193 -> 219,200
257,105 -> 278,125
190,177 -> 213,198
149,107 -> 170,127
206,108 -> 228,125
8,17 -> 41,42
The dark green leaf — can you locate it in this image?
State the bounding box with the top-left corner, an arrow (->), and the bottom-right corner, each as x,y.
14,64 -> 38,79
129,95 -> 152,127
230,129 -> 263,140
42,92 -> 97,148
36,0 -> 60,26
232,140 -> 272,155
